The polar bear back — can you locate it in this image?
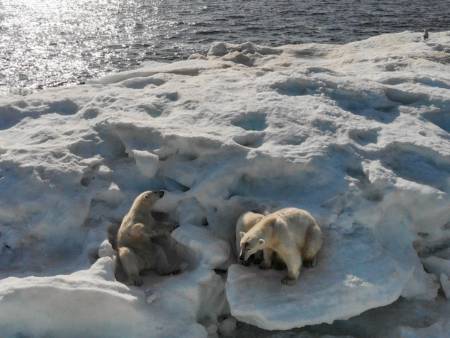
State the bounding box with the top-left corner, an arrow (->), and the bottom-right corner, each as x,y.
270,208 -> 320,250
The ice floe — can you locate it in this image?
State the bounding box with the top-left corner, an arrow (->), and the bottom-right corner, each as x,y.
226,227 -> 410,330
0,31 -> 449,336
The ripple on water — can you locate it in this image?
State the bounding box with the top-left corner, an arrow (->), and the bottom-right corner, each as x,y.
0,0 -> 449,95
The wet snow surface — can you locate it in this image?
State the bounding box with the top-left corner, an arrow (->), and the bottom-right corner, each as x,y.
0,31 -> 450,337
227,227 -> 409,330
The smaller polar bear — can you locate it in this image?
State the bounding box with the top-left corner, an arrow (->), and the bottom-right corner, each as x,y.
117,190 -> 178,286
239,207 -> 323,285
235,211 -> 265,264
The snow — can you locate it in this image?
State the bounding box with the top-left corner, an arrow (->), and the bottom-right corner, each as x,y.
395,319 -> 450,338
218,317 -> 237,336
0,30 -> 450,337
131,149 -> 160,178
440,274 -> 450,299
98,239 -> 115,258
0,258 -> 206,338
226,227 -> 410,330
171,224 -> 231,269
422,256 -> 450,277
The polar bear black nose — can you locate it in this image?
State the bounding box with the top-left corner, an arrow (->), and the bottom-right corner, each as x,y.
157,190 -> 165,198
239,252 -> 246,261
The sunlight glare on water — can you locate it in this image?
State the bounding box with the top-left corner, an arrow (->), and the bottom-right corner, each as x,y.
0,0 -> 170,94
0,0 -> 448,95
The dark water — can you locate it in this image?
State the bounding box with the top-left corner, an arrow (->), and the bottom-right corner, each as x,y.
0,0 -> 449,95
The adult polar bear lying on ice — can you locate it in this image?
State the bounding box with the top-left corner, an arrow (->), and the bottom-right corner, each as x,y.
238,208 -> 323,285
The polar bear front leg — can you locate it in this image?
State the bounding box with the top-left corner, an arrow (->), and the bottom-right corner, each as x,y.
119,246 -> 143,286
279,250 -> 302,286
259,248 -> 273,269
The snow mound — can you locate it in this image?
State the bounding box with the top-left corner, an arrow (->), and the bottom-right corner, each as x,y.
171,224 -> 231,269
226,227 -> 409,330
0,31 -> 449,335
396,319 -> 450,338
0,258 -> 206,338
0,225 -> 230,338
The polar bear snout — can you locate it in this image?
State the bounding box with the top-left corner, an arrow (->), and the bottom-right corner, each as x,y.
239,242 -> 249,262
240,243 -> 258,262
139,190 -> 165,204
142,190 -> 164,200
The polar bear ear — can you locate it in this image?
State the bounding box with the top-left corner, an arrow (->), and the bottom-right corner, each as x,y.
239,231 -> 246,238
258,238 -> 265,246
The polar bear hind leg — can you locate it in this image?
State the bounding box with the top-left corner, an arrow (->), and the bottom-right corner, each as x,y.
303,225 -> 323,268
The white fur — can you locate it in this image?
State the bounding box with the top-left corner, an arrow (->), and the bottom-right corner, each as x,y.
116,191 -> 177,285
240,208 -> 323,285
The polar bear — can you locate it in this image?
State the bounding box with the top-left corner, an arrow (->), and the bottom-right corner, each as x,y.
116,190 -> 178,286
239,207 -> 323,285
235,211 -> 265,264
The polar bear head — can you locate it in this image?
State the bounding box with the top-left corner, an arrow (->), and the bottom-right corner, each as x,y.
239,229 -> 267,262
133,190 -> 165,209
